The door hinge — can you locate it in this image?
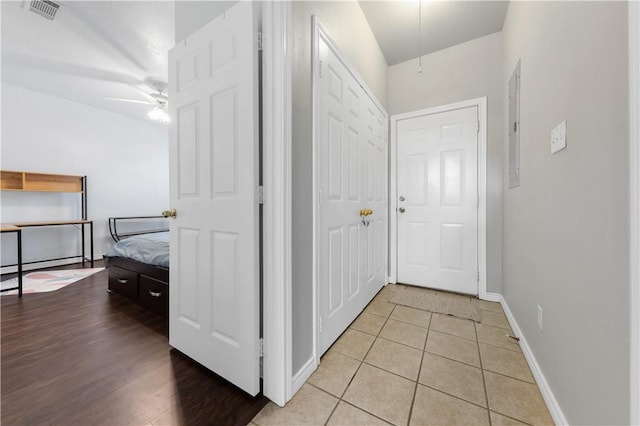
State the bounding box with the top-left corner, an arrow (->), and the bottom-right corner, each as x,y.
258,185 -> 264,204
477,196 -> 480,208
477,120 -> 480,133
319,60 -> 323,78
257,32 -> 263,51
319,316 -> 323,332
477,271 -> 480,282
259,337 -> 264,357
318,189 -> 324,205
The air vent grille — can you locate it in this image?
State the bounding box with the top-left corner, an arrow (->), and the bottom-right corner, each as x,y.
30,0 -> 60,20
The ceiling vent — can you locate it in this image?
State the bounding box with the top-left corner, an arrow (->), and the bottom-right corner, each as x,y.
29,0 -> 60,21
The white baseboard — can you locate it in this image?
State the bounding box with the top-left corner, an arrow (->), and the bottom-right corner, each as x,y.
498,294 -> 569,425
482,291 -> 502,302
291,355 -> 317,396
1,257 -> 101,275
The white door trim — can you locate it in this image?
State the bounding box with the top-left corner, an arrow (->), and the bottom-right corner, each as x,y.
312,16 -> 388,368
261,1 -> 293,406
629,1 -> 639,423
389,98 -> 488,299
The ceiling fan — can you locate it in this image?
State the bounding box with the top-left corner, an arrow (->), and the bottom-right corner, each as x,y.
103,78 -> 170,123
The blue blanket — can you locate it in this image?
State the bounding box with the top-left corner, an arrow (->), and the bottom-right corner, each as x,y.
105,232 -> 169,268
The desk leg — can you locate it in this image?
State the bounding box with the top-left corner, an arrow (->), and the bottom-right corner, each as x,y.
90,221 -> 94,268
17,230 -> 22,298
81,223 -> 86,267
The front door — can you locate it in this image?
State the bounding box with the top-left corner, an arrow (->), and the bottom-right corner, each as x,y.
167,1 -> 261,395
396,106 -> 478,295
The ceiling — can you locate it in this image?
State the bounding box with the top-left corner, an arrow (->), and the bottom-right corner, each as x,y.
1,1 -> 508,123
359,0 -> 509,66
1,1 -> 174,123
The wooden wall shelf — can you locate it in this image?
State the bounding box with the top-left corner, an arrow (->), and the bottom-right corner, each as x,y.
0,170 -> 83,193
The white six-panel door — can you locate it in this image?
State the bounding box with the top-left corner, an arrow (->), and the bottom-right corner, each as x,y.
316,27 -> 387,356
397,107 -> 478,295
168,1 -> 260,395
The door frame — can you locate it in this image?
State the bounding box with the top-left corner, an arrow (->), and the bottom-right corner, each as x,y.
261,1 -> 292,406
389,98 -> 488,299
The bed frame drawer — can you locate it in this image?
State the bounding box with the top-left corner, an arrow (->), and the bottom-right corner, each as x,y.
139,275 -> 168,319
108,266 -> 138,300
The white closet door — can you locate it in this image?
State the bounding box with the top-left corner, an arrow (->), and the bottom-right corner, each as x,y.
362,99 -> 388,304
317,32 -> 387,356
168,1 -> 261,395
397,106 -> 478,295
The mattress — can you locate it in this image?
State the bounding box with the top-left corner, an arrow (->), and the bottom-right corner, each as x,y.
105,231 -> 169,268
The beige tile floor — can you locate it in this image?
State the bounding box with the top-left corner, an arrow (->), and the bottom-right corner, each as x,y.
251,285 -> 554,426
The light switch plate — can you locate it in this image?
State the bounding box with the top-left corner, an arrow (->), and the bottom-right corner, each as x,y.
551,120 -> 567,154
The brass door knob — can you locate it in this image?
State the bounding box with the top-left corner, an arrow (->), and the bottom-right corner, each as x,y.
162,209 -> 177,218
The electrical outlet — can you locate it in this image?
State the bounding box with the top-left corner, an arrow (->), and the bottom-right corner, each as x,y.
550,120 -> 567,154
537,305 -> 543,331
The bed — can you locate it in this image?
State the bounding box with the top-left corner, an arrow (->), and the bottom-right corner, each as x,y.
104,216 -> 169,319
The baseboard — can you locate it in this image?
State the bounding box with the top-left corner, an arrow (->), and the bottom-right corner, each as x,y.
498,295 -> 569,425
482,291 -> 502,302
1,257 -> 101,275
291,355 -> 317,396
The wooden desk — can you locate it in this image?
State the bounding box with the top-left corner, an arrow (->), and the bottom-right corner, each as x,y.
0,171 -> 92,297
0,224 -> 22,297
0,220 -> 94,297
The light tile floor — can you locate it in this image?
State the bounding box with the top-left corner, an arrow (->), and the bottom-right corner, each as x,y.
252,285 -> 554,426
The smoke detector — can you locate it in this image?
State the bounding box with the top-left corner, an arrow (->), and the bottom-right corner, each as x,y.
29,0 -> 61,21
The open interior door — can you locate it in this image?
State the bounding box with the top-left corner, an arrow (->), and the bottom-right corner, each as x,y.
168,1 -> 261,395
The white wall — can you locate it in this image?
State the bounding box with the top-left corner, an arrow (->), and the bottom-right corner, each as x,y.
291,0 -> 388,376
174,1 -> 238,43
630,2 -> 640,423
1,83 -> 169,270
501,2 -> 629,424
388,32 -> 503,294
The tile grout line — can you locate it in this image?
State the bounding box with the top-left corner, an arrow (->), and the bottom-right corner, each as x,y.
475,320 -> 493,426
323,297 -> 396,425
340,315 -> 539,420
325,292 -> 531,425
417,382 -> 491,412
256,291 -> 535,426
405,310 -> 432,426
428,326 -> 479,343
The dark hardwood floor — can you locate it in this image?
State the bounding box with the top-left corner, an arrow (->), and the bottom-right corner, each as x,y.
1,263 -> 268,425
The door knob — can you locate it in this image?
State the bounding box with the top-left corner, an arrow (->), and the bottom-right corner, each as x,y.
399,196 -> 405,202
398,207 -> 406,213
162,209 -> 177,219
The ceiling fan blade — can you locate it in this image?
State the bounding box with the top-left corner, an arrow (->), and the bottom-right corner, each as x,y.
133,87 -> 157,103
102,97 -> 153,105
5,51 -> 145,86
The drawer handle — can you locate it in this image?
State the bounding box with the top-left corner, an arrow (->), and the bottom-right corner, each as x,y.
149,290 -> 162,298
117,278 -> 128,284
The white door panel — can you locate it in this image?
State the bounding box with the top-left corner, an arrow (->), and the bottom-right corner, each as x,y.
168,1 -> 260,396
397,107 -> 478,295
317,33 -> 387,355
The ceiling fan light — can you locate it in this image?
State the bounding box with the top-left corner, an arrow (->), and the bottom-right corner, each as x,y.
148,106 -> 170,123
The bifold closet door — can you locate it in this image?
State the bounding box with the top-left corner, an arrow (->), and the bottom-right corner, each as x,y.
317,32 -> 387,356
